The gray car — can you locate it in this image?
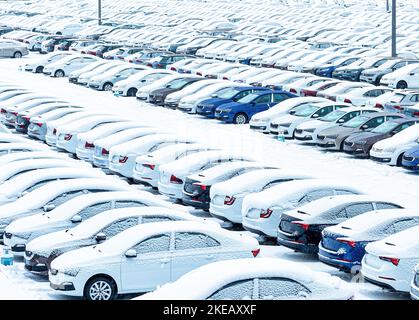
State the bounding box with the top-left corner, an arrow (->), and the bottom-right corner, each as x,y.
0,40 -> 29,58
317,112 -> 405,151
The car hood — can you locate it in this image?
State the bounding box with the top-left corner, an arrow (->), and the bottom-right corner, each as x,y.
272,114 -> 300,125
334,66 -> 362,72
5,213 -> 67,234
318,125 -> 355,137
216,101 -> 242,110
200,98 -> 231,106
298,119 -> 331,130
51,245 -> 113,270
150,88 -> 177,96
26,229 -> 77,253
345,131 -> 387,143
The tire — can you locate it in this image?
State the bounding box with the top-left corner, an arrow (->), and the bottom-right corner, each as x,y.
233,112 -> 248,124
84,276 -> 117,301
396,81 -> 408,90
397,153 -> 404,166
35,66 -> 43,73
127,88 -> 137,97
103,82 -> 113,91
54,69 -> 65,78
13,51 -> 22,59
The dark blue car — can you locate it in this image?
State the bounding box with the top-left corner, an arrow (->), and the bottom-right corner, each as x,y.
402,145 -> 419,171
214,90 -> 297,124
315,57 -> 360,78
196,86 -> 268,118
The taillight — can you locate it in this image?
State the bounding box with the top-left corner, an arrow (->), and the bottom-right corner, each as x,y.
336,238 -> 356,248
344,98 -> 352,104
147,63 -> 152,67
1,109 -> 6,114
142,163 -> 155,170
375,103 -> 383,109
291,221 -> 310,231
33,122 -> 43,127
393,105 -> 403,111
222,76 -> 229,80
170,175 -> 183,184
413,111 -> 419,117
193,183 -> 208,191
251,248 -> 260,257
290,88 -> 297,93
101,148 -> 109,155
128,59 -> 133,63
260,208 -> 273,219
156,63 -> 163,68
196,72 -> 202,76
170,67 -> 176,71
22,116 -> 30,121
12,112 -> 18,116
224,196 -> 236,205
64,134 -> 72,141
119,156 -> 128,164
379,256 -> 400,266
85,142 -> 94,149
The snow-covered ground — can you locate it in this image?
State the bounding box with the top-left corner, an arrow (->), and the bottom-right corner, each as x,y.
0,54 -> 416,300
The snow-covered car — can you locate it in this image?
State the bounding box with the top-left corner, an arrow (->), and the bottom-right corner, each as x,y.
380,64 -> 419,90
277,195 -> 404,254
370,124 -> 419,166
411,264 -> 419,300
0,150 -> 71,167
21,51 -> 74,73
68,60 -> 110,84
136,74 -> 192,101
362,225 -> 419,292
335,87 -> 392,107
0,178 -> 131,243
138,258 -> 354,300
49,221 -> 260,300
249,97 -> 330,134
242,179 -> 363,238
88,64 -> 146,91
0,39 -> 29,58
5,190 -> 177,257
318,209 -> 419,271
294,106 -> 377,143
269,102 -> 350,137
158,151 -> 253,200
43,55 -> 99,77
133,144 -> 215,188
74,61 -> 126,86
24,206 -> 210,273
0,141 -> 50,156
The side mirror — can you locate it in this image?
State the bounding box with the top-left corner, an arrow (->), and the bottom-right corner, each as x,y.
71,215 -> 82,223
361,124 -> 369,130
125,249 -> 137,258
141,79 -> 146,82
337,118 -> 345,123
211,94 -> 217,98
409,72 -> 415,76
312,113 -> 320,118
95,232 -> 107,242
289,110 -> 296,115
43,204 -> 56,212
115,74 -> 121,77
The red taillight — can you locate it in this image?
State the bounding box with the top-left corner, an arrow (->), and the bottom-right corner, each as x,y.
344,98 -> 352,104
290,88 -> 297,93
142,163 -> 155,170
128,59 -> 133,63
379,256 -> 400,266
64,134 -> 72,141
260,208 -> 273,219
85,142 -> 94,149
224,196 -> 236,205
170,67 -> 176,71
291,221 -> 310,231
1,108 -> 6,114
119,156 -> 128,164
33,122 -> 43,127
393,105 -> 403,111
193,183 -> 208,191
196,72 -> 202,76
101,148 -> 109,155
337,238 -> 356,248
222,76 -> 229,80
53,128 -> 57,135
170,175 -> 183,184
375,103 -> 383,109
251,248 -> 260,257
413,111 -> 419,117
22,116 -> 30,121
301,89 -> 316,96
12,112 -> 18,116
147,63 -> 152,67
156,63 -> 163,68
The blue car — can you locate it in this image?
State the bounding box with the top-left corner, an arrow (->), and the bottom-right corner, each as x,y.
402,145 -> 419,171
214,90 -> 297,124
315,57 -> 360,78
197,86 -> 268,118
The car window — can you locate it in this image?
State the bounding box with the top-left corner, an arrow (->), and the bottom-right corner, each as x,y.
340,111 -> 360,122
100,217 -> 138,237
375,202 -> 402,210
254,95 -> 271,104
315,106 -> 334,117
141,216 -> 176,223
298,189 -> 334,204
409,95 -> 419,102
392,219 -> 416,233
273,93 -> 288,103
78,202 -> 112,221
235,90 -> 252,100
208,279 -> 254,300
46,190 -> 86,207
24,180 -> 53,193
258,277 -> 310,299
335,189 -> 357,195
393,62 -> 407,69
134,233 -> 171,254
345,203 -> 374,219
113,200 -> 146,209
364,117 -> 385,128
175,232 -> 220,250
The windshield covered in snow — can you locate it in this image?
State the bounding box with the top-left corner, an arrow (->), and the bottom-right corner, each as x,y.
166,78 -> 192,89
216,88 -> 241,99
372,121 -> 399,133
319,109 -> 347,122
293,104 -> 319,117
343,115 -> 369,128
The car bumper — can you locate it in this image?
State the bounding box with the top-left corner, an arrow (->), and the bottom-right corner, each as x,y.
76,147 -> 94,162
369,151 -> 393,164
3,237 -> 26,257
132,168 -> 159,188
92,154 -> 110,168
318,245 -> 356,271
242,216 -> 276,238
182,195 -> 209,210
157,181 -> 183,200
317,138 -> 339,150
249,121 -> 270,133
411,283 -> 419,300
343,143 -> 369,157
276,235 -> 318,254
109,161 -> 134,178
361,259 -> 409,292
209,203 -> 242,224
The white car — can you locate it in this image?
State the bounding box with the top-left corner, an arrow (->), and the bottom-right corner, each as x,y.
0,141 -> 50,156
269,102 -> 350,137
109,134 -> 194,178
43,55 -> 100,78
242,179 -> 363,237
380,64 -> 419,89
335,87 -> 392,107
55,115 -> 127,153
133,144 -> 214,188
0,178 -> 131,242
4,190 -> 177,257
138,258 -> 354,300
24,206 -> 210,273
249,97 -> 330,133
0,150 -> 71,167
75,61 -> 126,86
210,169 -> 311,224
294,106 -> 378,143
158,151 -> 253,200
370,124 -> 419,165
75,122 -> 146,161
21,51 -> 74,73
68,60 -> 110,84
362,225 -> 419,292
49,221 -> 260,300
88,64 -> 146,91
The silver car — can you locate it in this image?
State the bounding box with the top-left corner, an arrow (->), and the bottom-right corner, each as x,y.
0,40 -> 29,58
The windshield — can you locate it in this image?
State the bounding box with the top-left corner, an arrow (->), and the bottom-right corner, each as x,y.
238,93 -> 259,103
293,104 -> 320,117
343,115 -> 369,128
167,78 -> 191,89
377,60 -> 398,70
319,109 -> 347,122
388,93 -> 405,103
372,121 -> 399,133
216,88 -> 240,99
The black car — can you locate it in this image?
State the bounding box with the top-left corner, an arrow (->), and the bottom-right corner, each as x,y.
277,196 -> 403,254
148,77 -> 202,106
343,118 -> 419,158
332,57 -> 391,82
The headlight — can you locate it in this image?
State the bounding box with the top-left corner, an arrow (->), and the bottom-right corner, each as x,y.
63,268 -> 80,277
50,268 -> 58,275
385,147 -> 397,153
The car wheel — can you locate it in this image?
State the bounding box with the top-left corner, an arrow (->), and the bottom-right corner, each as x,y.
13,51 -> 22,59
396,81 -> 408,90
397,153 -> 404,166
54,70 -> 65,78
84,276 -> 117,301
127,88 -> 137,97
103,82 -> 113,91
233,113 -> 248,124
35,66 -> 43,73
340,139 -> 346,151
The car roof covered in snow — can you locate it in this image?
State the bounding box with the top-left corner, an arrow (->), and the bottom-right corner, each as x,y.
76,121 -> 142,141
0,142 -> 49,151
135,143 -> 213,163
0,151 -> 71,166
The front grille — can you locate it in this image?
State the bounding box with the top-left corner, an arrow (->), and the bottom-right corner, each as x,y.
270,124 -> 279,129
295,129 -> 303,135
403,155 -> 415,162
317,135 -> 325,140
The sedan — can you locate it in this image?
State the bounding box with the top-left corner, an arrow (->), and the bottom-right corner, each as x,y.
402,145 -> 419,171
21,51 -> 73,73
88,65 -> 146,91
148,77 -> 202,106
43,55 -> 99,77
0,39 -> 29,58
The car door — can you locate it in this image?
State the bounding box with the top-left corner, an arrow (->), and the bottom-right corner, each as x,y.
171,232 -> 221,281
120,232 -> 172,292
207,278 -> 256,300
256,277 -> 311,300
